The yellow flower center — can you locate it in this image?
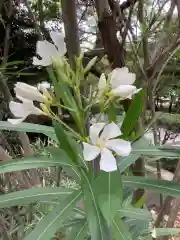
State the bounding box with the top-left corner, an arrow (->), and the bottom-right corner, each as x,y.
96,138 -> 105,149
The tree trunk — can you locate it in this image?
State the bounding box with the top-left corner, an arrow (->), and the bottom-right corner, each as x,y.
61,0 -> 80,68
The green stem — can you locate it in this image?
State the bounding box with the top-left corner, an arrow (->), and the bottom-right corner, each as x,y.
50,111 -> 84,141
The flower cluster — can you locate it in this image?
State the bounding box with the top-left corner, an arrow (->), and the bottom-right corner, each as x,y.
98,67 -> 141,101
8,31 -> 66,124
7,30 -> 141,172
8,82 -> 52,124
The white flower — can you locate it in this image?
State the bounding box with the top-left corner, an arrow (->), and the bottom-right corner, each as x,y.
98,67 -> 141,100
110,67 -> 141,99
33,31 -> 66,66
8,100 -> 44,124
15,82 -> 46,102
82,122 -> 131,172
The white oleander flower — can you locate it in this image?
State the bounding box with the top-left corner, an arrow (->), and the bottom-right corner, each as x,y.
33,31 -> 66,66
98,67 -> 141,99
8,99 -> 44,124
110,67 -> 141,98
15,82 -> 46,102
82,122 -> 131,172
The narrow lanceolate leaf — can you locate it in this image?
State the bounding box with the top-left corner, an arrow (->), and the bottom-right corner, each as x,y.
112,214 -> 132,240
129,220 -> 150,239
49,68 -> 80,126
93,171 -> 123,224
132,137 -> 180,157
118,154 -> 140,173
154,228 -> 180,237
81,170 -> 110,240
24,189 -> 82,240
123,176 -> 180,198
121,90 -> 144,136
67,220 -> 88,240
56,218 -> 86,232
46,147 -> 81,183
0,121 -> 57,141
119,206 -> 152,220
53,121 -> 80,163
108,103 -> 117,122
132,146 -> 180,157
136,235 -> 152,240
122,194 -> 133,207
0,187 -> 73,209
0,149 -> 76,174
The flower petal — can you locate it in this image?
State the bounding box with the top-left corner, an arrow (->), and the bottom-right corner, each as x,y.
9,100 -> 42,119
89,122 -> 106,145
9,101 -> 29,118
110,67 -> 136,88
33,56 -> 51,66
100,122 -> 121,140
50,31 -> 66,56
15,82 -> 38,92
15,82 -> 45,102
100,148 -> 117,172
23,101 -> 43,115
106,139 -> 131,156
134,88 -> 142,94
34,40 -> 60,66
98,73 -> 107,92
111,85 -> 137,99
8,117 -> 26,125
83,142 -> 101,161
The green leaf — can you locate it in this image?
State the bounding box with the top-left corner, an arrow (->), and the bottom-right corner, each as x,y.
46,147 -> 81,183
127,218 -> 149,239
136,236 -> 152,240
123,176 -> 180,198
0,121 -> 57,141
93,171 -> 123,224
57,218 -> 86,232
0,187 -> 73,209
132,146 -> 180,157
0,150 -> 76,174
49,67 -> 81,127
108,103 -> 117,122
81,170 -> 110,240
67,220 -> 88,240
154,228 -> 180,237
121,90 -> 144,136
53,121 -> 80,164
122,193 -> 133,207
132,137 -> 180,157
134,194 -> 145,208
135,234 -> 152,240
24,189 -> 82,240
119,206 -> 152,220
112,214 -> 132,240
118,154 -> 140,173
